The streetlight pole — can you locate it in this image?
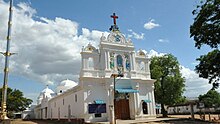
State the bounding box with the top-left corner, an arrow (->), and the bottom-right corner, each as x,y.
1,0 -> 13,120
112,74 -> 116,124
111,74 -> 118,124
111,73 -> 123,124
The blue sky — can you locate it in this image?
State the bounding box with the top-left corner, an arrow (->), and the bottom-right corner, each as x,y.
0,0 -> 214,104
24,0 -> 210,69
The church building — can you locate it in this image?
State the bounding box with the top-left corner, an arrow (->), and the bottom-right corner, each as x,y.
34,13 -> 156,123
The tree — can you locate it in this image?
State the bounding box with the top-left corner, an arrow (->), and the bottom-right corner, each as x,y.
199,89 -> 220,108
190,0 -> 220,49
190,0 -> 220,89
195,50 -> 220,89
0,87 -> 32,117
199,89 -> 220,121
150,54 -> 185,117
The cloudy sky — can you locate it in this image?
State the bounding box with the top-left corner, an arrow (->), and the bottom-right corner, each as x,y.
0,0 -> 215,104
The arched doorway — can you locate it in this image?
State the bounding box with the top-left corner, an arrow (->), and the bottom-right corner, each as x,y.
142,102 -> 148,114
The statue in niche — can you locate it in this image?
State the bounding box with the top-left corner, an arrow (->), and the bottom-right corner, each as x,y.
125,54 -> 130,71
110,52 -> 115,69
117,55 -> 124,74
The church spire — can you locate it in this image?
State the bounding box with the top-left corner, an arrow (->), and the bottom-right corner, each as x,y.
109,13 -> 119,32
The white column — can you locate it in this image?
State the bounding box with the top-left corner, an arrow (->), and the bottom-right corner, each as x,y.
129,53 -> 133,71
145,61 -> 147,72
107,86 -> 111,121
108,82 -> 115,124
151,89 -> 156,115
107,51 -> 110,70
114,54 -> 117,71
146,59 -> 150,72
81,58 -> 84,69
84,58 -> 88,69
134,93 -> 138,118
136,92 -> 140,116
132,52 -> 136,71
105,51 -> 108,70
148,91 -> 152,115
129,93 -> 135,119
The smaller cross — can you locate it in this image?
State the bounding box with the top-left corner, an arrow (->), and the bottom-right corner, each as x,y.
111,13 -> 118,25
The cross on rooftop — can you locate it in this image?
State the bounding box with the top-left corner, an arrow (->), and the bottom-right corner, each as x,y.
111,13 -> 118,25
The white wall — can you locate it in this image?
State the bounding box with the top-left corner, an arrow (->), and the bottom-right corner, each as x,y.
138,82 -> 156,117
83,81 -> 109,122
168,104 -> 200,114
48,89 -> 84,120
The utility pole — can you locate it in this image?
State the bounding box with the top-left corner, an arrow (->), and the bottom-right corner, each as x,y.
1,0 -> 14,120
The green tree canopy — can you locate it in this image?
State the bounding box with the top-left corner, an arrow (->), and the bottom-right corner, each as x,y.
150,54 -> 185,117
0,87 -> 32,116
195,50 -> 220,88
190,0 -> 220,49
199,89 -> 220,108
190,0 -> 220,89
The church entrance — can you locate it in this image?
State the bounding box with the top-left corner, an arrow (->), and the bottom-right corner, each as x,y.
114,93 -> 130,120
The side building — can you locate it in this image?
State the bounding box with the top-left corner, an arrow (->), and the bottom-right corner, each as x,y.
34,13 -> 156,123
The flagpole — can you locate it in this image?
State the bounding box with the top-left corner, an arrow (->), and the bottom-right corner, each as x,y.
1,0 -> 13,120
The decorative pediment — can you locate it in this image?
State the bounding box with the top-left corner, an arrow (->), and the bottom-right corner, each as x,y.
83,43 -> 98,53
137,49 -> 146,57
107,31 -> 126,43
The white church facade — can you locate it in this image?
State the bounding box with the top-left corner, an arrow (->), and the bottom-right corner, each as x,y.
34,13 -> 156,123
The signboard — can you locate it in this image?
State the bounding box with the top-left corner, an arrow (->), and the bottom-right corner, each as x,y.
88,104 -> 106,114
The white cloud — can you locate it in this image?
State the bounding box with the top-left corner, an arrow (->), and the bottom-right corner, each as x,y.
127,29 -> 144,40
180,66 -> 212,97
148,49 -> 166,58
144,19 -> 160,30
0,1 -> 108,85
158,38 -> 169,43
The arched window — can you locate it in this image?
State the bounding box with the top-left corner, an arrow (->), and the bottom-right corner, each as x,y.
58,107 -> 60,120
142,102 -> 148,114
139,61 -> 145,71
68,105 -> 71,121
117,55 -> 124,74
88,57 -> 94,69
51,108 -> 52,119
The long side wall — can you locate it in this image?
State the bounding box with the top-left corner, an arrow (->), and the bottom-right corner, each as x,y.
48,90 -> 84,120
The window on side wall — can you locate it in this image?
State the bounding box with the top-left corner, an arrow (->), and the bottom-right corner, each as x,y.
88,57 -> 94,69
75,94 -> 77,102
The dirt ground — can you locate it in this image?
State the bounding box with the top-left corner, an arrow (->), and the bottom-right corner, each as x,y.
2,114 -> 220,124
